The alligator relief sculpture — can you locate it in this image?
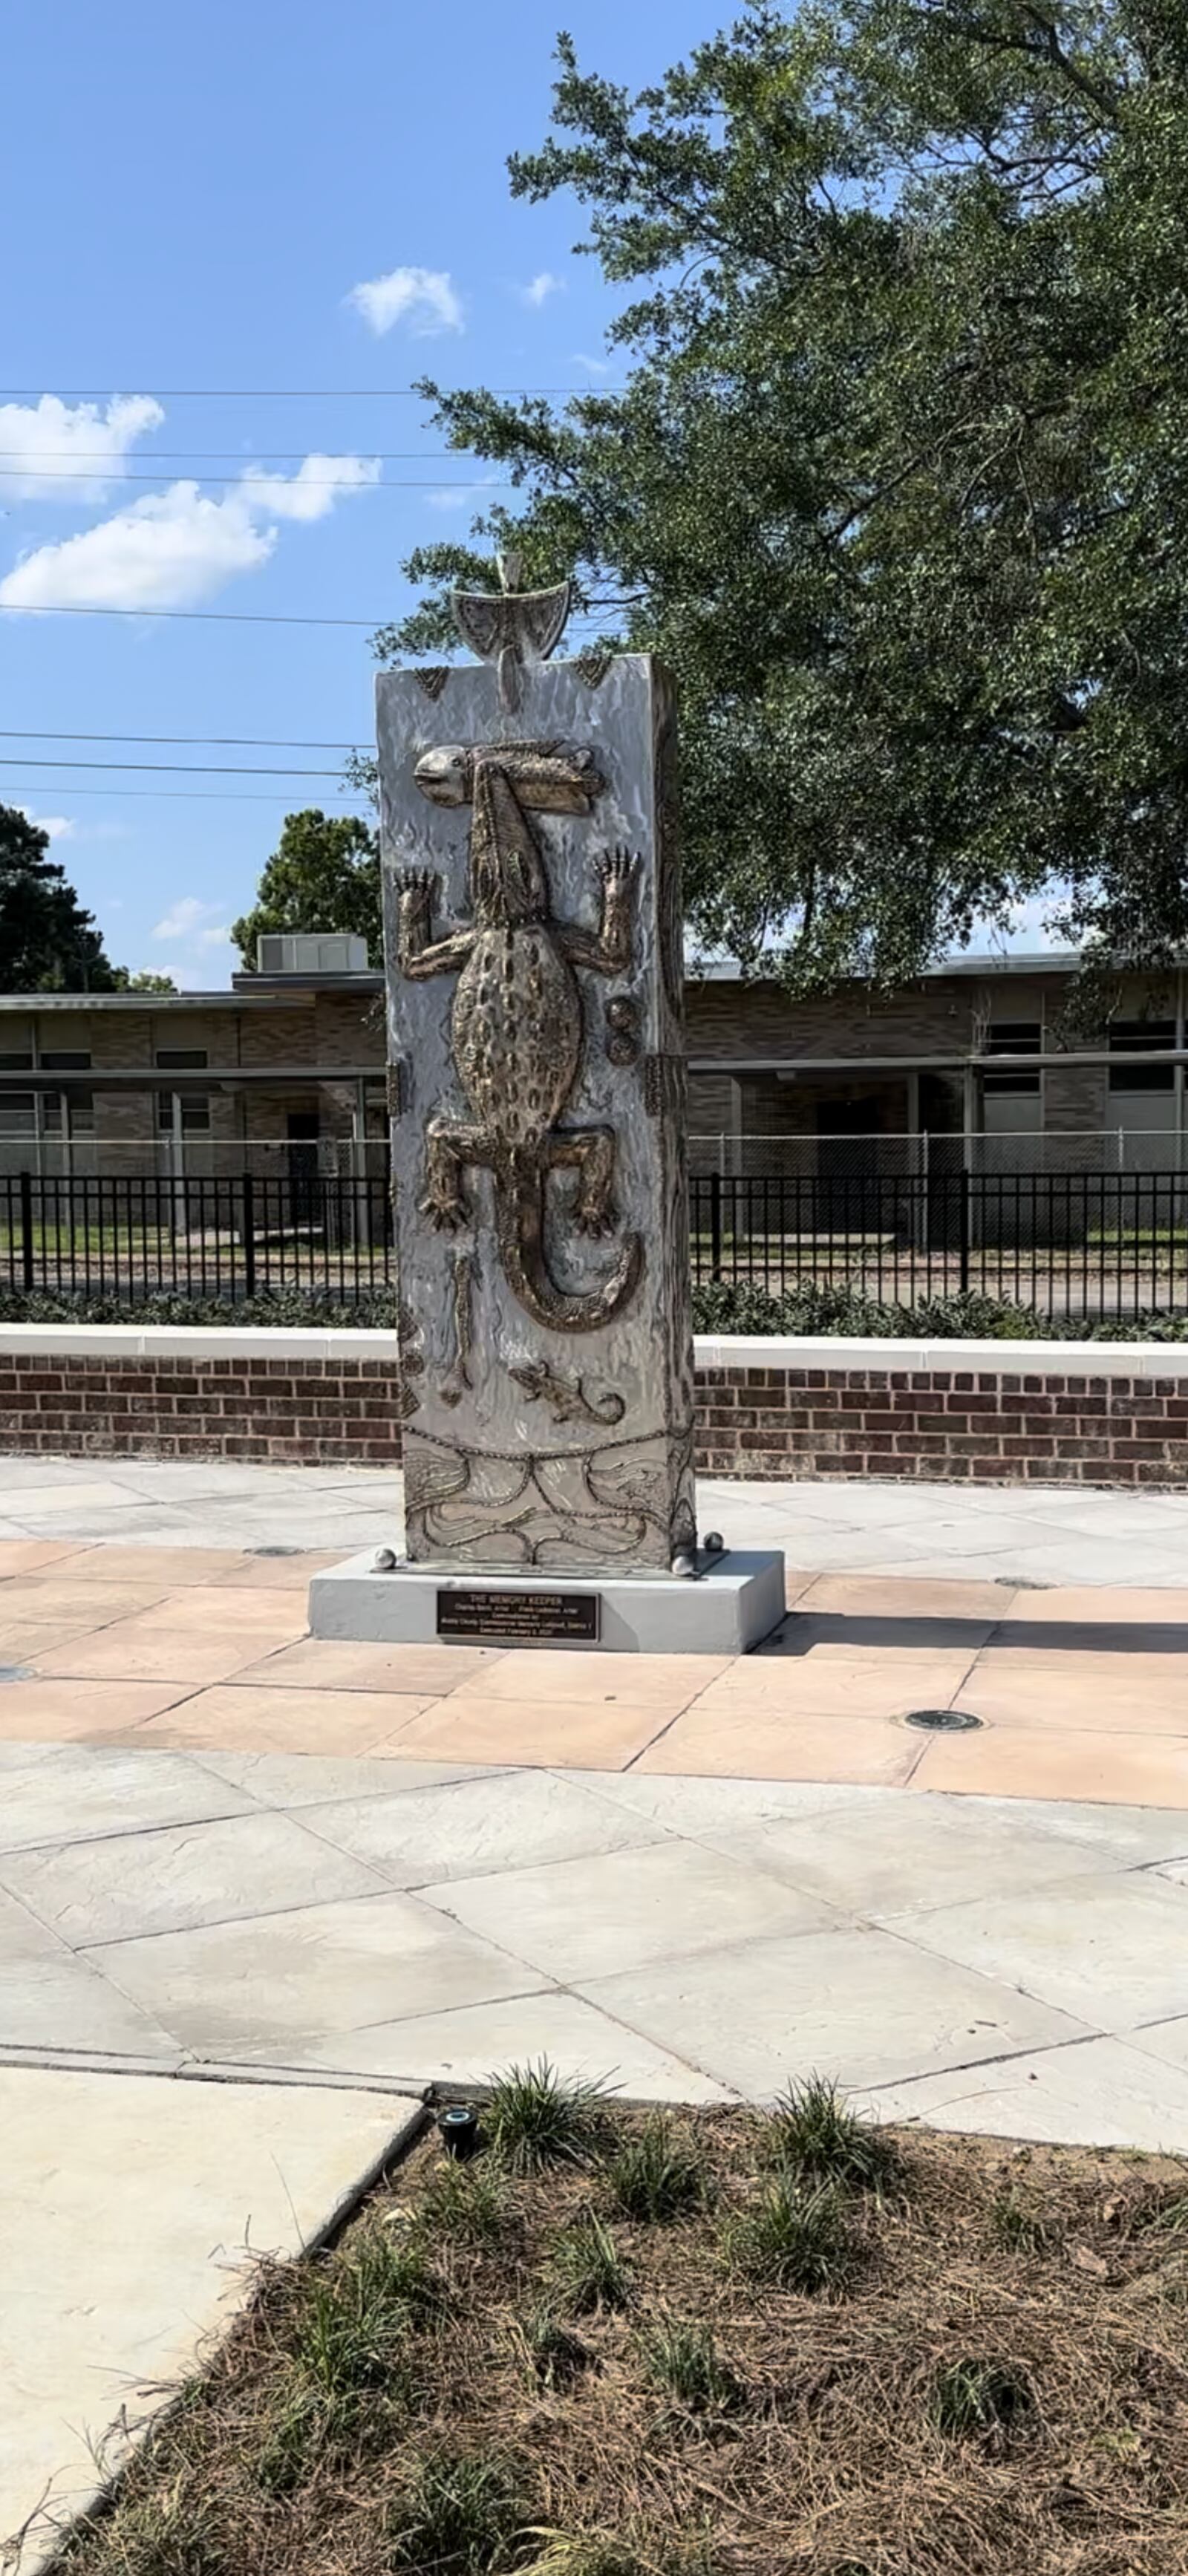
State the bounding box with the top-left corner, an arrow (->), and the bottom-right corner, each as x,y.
397,737 -> 643,1334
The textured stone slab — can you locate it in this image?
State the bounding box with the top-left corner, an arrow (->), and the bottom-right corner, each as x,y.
377,647 -> 695,1574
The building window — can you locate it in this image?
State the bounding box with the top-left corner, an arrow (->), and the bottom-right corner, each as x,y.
0,1094 -> 36,1137
1108,1017 -> 1176,1054
0,1052 -> 33,1072
40,1049 -> 91,1072
982,1072 -> 1041,1098
155,1048 -> 209,1070
42,1092 -> 95,1136
157,1092 -> 212,1133
1108,1063 -> 1175,1094
984,1020 -> 1042,1057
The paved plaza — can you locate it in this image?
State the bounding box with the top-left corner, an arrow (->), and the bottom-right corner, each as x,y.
5,1453 -> 1188,2563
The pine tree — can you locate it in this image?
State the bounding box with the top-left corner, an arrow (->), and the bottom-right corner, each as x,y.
0,806 -> 117,991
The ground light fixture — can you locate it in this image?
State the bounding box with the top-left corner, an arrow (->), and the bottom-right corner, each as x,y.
437,2103 -> 481,2159
904,1706 -> 983,1732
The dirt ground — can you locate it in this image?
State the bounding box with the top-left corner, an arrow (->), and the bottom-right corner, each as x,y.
54,2101 -> 1188,2576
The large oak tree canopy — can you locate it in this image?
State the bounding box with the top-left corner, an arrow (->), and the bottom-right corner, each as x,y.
377,2 -> 1188,991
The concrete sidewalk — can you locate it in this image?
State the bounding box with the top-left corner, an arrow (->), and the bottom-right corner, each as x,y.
7,1452 -> 1188,1583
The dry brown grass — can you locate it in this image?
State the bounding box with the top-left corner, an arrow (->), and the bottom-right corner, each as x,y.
52,2104 -> 1188,2576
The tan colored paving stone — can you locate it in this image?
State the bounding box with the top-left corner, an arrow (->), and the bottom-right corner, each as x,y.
0,1540 -> 90,1576
0,1579 -> 175,1622
26,1626 -> 278,1686
379,1692 -> 675,1772
676,1657 -> 975,1718
636,1705 -> 924,1786
797,1574 -> 1016,1620
63,1546 -> 249,1585
0,1618 -> 122,1659
128,1587 -> 310,1638
0,1677 -> 196,1742
451,1646 -> 727,1712
954,1666 -> 1188,1733
909,1721 -> 1188,1806
234,1636 -> 506,1693
1003,1585 -> 1188,1624
206,1551 -> 349,1588
130,1683 -> 440,1758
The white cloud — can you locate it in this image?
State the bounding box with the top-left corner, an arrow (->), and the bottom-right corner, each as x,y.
17,806 -> 76,841
237,451 -> 381,521
519,271 -> 564,308
152,896 -> 226,942
572,351 -> 613,378
427,472 -> 502,513
0,394 -> 164,501
0,451 -> 381,613
347,264 -> 463,336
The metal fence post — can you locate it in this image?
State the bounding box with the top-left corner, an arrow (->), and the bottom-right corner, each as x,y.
959,1167 -> 971,1294
709,1168 -> 723,1280
241,1170 -> 256,1298
19,1170 -> 34,1292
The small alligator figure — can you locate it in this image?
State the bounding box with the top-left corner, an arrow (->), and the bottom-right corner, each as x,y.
398,737 -> 642,1334
509,1357 -> 626,1428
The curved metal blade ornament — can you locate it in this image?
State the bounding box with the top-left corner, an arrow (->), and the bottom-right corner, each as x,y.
451,549 -> 572,714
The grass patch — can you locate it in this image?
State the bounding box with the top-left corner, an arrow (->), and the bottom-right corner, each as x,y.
720,2176 -> 854,2295
933,2358 -> 1035,2443
605,2116 -> 707,2223
639,2318 -> 742,2416
385,2447 -> 526,2575
764,2077 -> 898,2197
549,2210 -> 632,2315
61,2104 -> 1188,2576
485,2058 -> 613,2176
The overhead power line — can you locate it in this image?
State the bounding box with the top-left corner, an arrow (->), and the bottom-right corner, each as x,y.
1,757 -> 345,776
0,469 -> 514,488
0,727 -> 365,750
1,781 -> 365,805
0,449 -> 503,463
0,601 -> 383,627
0,385 -> 625,400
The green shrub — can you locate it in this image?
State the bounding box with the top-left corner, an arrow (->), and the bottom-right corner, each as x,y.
385,2448 -> 527,2575
549,2211 -> 632,2314
765,2078 -> 898,2197
721,2177 -> 853,2294
485,2058 -> 612,2176
933,2358 -> 1034,2439
605,2115 -> 707,2223
639,2318 -> 742,2413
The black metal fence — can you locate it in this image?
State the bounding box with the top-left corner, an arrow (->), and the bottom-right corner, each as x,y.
4,1166 -> 1188,1319
0,1170 -> 394,1305
688,1170 -> 1188,1317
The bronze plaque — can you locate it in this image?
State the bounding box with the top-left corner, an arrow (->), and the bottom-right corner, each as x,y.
437,1588 -> 600,1644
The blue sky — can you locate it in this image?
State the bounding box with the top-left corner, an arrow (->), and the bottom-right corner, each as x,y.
1,0 -> 1057,985
0,0 -> 733,986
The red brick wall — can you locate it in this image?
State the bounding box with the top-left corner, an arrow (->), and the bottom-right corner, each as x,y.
2,1350 -> 1188,1486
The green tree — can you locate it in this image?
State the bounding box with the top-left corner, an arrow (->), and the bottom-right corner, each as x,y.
108,968 -> 178,993
230,808 -> 381,969
0,804 -> 117,990
380,1 -> 1188,986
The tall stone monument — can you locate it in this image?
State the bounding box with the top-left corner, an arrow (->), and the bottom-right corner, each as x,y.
309,561 -> 783,1651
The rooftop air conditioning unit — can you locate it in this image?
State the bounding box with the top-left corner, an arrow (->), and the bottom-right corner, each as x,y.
255,933 -> 371,974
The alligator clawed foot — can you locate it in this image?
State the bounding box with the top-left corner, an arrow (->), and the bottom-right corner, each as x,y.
420,1193 -> 466,1233
573,1203 -> 615,1240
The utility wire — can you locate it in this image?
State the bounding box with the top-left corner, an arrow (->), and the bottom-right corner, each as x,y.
1,757 -> 345,776
1,782 -> 366,804
0,602 -> 383,627
0,469 -> 514,487
0,449 -> 506,462
0,385 -> 625,400
0,727 -> 365,749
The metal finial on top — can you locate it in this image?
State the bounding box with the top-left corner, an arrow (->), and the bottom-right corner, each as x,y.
451,553 -> 572,714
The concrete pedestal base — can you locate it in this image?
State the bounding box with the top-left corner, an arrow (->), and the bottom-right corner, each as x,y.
308,1550 -> 786,1657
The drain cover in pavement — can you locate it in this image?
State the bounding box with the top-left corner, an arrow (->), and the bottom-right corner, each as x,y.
904,1706 -> 983,1732
249,1545 -> 304,1557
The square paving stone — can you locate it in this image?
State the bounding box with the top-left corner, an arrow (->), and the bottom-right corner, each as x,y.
420,1839 -> 841,1983
704,1794 -> 1115,1919
578,1924 -> 1091,2096
192,1750 -> 489,1807
85,1891 -> 545,2060
299,1770 -> 671,1888
0,1886 -> 180,2057
281,1989 -> 735,2100
0,1810 -> 391,1946
881,1871 -> 1188,2032
868,2033 -> 1188,2153
0,1744 -> 258,1851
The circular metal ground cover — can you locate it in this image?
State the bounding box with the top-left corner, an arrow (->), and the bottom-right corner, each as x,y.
904,1706 -> 983,1733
